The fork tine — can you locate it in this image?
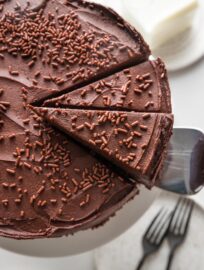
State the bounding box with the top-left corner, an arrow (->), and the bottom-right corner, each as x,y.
147,210 -> 172,242
169,197 -> 184,232
146,209 -> 167,240
143,208 -> 164,238
179,200 -> 194,235
170,198 -> 194,235
176,198 -> 190,233
165,199 -> 194,270
173,198 -> 189,235
152,212 -> 172,245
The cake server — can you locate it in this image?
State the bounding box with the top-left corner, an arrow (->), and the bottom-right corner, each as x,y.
157,128 -> 204,195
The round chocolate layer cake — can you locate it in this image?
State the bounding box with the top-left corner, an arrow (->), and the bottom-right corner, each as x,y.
0,0 -> 173,239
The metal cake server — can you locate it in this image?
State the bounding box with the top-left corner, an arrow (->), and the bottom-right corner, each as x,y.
157,128 -> 204,195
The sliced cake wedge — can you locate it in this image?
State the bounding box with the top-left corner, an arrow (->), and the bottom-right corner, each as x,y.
33,107 -> 173,187
43,59 -> 171,113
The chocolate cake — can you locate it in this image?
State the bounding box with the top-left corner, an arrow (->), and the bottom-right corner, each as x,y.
0,0 -> 173,239
43,59 -> 171,113
33,108 -> 173,187
0,0 -> 150,102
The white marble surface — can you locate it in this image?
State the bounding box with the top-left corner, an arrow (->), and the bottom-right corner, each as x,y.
170,57 -> 204,129
95,190 -> 204,270
0,251 -> 93,270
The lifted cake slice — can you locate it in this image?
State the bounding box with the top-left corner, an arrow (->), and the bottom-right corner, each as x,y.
33,107 -> 173,187
44,59 -> 171,113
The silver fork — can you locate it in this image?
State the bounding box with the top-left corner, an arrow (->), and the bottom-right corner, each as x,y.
165,197 -> 194,270
135,208 -> 172,270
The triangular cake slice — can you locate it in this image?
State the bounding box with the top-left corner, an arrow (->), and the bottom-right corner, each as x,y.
0,0 -> 150,104
44,59 -> 171,113
33,108 -> 173,187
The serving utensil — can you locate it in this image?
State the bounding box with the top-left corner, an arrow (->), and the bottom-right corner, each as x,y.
165,197 -> 194,270
135,197 -> 194,270
135,208 -> 172,270
158,128 -> 204,195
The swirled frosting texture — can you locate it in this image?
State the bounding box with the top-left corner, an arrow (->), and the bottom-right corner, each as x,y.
0,0 -> 172,239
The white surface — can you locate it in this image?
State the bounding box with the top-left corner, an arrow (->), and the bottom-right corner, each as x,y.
193,190 -> 204,209
0,250 -> 94,270
93,0 -> 204,71
122,0 -> 204,71
169,55 -> 204,129
0,187 -> 160,257
121,0 -> 198,50
153,1 -> 204,71
95,190 -> 204,270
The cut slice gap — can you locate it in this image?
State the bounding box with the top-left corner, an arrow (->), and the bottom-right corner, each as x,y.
1,0 -> 150,106
43,58 -> 171,113
33,107 -> 173,188
31,57 -> 149,106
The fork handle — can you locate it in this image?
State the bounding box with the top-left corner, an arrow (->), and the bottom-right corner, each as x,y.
135,253 -> 149,270
166,248 -> 176,270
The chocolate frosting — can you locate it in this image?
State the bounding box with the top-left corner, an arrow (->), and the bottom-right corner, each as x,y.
0,77 -> 137,239
33,107 -> 173,187
0,0 -> 172,239
44,59 -> 172,113
0,0 -> 150,102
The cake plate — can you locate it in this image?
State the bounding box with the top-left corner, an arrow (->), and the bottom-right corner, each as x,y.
121,0 -> 204,71
0,186 -> 159,257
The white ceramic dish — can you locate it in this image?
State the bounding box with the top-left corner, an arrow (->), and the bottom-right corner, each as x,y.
0,186 -> 160,257
121,0 -> 204,71
152,1 -> 204,72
